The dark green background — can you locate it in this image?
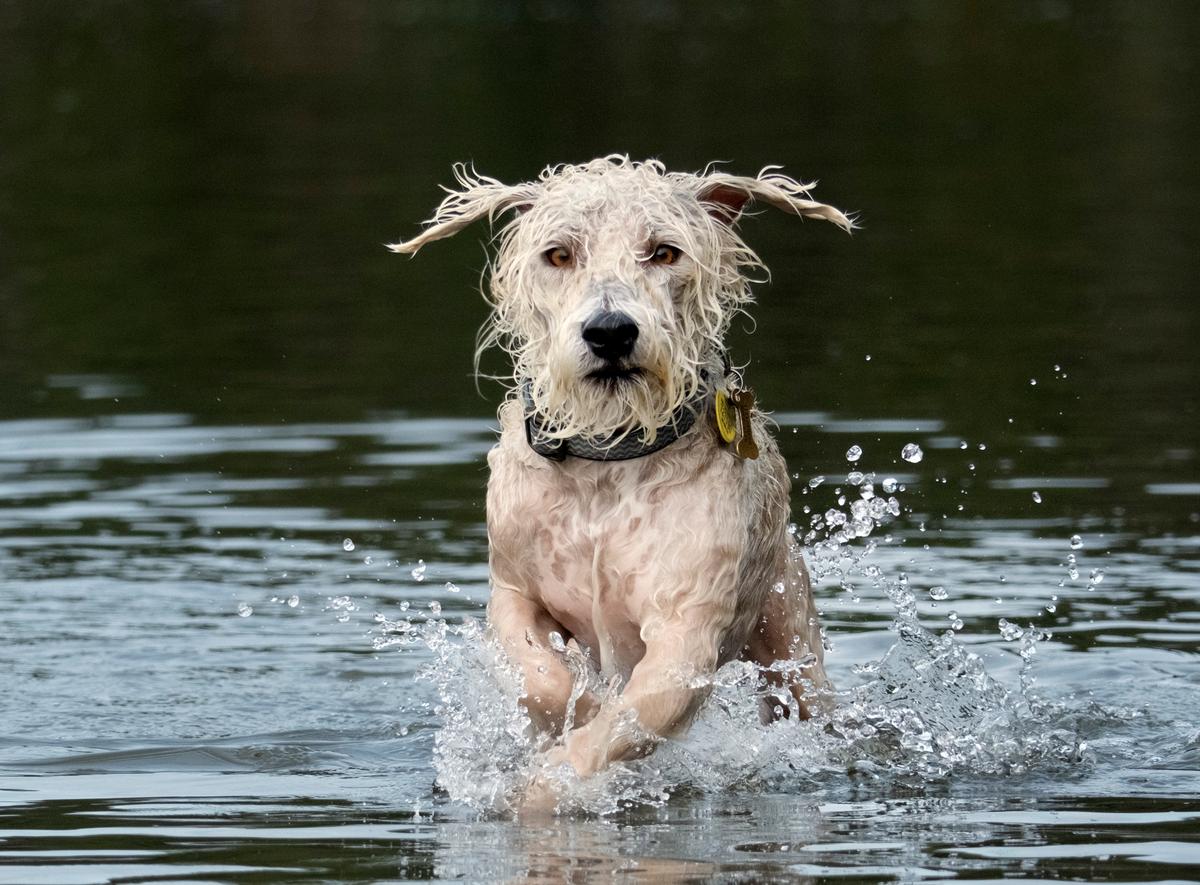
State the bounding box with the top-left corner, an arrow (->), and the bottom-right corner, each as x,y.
2,1 -> 1197,459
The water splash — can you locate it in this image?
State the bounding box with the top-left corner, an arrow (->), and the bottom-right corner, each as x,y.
376,462 -> 1085,816
327,595 -> 358,623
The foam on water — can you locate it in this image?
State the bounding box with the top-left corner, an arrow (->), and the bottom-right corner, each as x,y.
374,463 -> 1089,817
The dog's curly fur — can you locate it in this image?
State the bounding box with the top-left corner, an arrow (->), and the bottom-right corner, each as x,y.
392,156 -> 851,808
392,156 -> 852,445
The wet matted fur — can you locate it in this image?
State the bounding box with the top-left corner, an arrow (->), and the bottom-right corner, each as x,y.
391,155 -> 852,808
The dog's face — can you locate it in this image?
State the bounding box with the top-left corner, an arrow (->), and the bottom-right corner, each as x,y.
391,156 -> 851,443
488,165 -> 748,443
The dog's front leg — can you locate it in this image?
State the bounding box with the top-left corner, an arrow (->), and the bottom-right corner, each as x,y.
531,618 -> 723,787
488,585 -> 599,736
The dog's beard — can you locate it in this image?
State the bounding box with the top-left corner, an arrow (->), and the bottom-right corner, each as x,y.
522,343 -> 705,445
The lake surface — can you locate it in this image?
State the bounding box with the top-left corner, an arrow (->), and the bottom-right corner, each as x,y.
2,3 -> 1199,883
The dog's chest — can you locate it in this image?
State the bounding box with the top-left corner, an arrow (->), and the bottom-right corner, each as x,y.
486,416 -> 764,680
523,468 -> 662,677
489,450 -> 714,676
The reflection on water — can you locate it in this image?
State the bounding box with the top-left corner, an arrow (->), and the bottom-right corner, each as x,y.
2,0 -> 1199,881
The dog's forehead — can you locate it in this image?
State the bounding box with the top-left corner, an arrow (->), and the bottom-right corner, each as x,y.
529,167 -> 697,233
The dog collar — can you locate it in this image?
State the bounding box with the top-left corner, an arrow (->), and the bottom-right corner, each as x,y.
522,382 -> 709,462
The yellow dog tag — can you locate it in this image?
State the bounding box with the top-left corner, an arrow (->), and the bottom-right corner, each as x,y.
715,389 -> 738,444
714,386 -> 759,460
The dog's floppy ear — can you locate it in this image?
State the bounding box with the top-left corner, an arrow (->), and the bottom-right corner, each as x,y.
697,168 -> 855,233
388,163 -> 537,255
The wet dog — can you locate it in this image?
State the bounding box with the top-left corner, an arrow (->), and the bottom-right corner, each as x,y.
391,156 -> 851,807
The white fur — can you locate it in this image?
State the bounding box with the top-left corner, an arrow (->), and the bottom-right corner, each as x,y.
391,156 -> 852,810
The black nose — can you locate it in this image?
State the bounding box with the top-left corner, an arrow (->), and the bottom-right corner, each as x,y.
581,311 -> 638,362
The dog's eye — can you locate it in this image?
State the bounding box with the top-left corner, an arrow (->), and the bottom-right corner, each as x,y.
649,244 -> 682,265
544,246 -> 573,268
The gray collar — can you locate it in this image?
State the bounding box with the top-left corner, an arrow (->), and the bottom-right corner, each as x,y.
522,381 -> 710,462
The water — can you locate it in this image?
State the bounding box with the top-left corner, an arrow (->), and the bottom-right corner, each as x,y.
3,3 -> 1200,882
2,409 -> 1198,880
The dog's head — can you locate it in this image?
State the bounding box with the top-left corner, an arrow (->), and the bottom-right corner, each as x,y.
391,155 -> 852,444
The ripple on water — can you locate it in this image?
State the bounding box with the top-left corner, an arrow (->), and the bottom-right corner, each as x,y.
2,411 -> 1198,882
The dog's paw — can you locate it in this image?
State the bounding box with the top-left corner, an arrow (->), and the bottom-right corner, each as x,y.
517,747 -> 579,816
517,772 -> 562,817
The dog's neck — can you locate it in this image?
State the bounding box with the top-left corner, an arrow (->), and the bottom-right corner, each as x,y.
521,380 -> 711,462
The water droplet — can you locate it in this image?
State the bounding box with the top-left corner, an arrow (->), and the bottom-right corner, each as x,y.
445,581 -> 460,593
548,631 -> 567,653
399,725 -> 410,736
237,602 -> 253,617
429,600 -> 442,615
901,443 -> 923,463
363,555 -> 373,565
959,440 -> 968,450
882,477 -> 898,493
342,538 -> 355,552
1069,534 -> 1083,549
772,581 -> 786,594
1089,568 -> 1105,585
846,445 -> 863,462
978,443 -> 987,451
1067,566 -> 1079,581
411,560 -> 427,582
286,595 -> 299,608
1030,378 -> 1037,386
1053,363 -> 1061,372
864,354 -> 872,361
1045,602 -> 1057,613
998,618 -> 1024,641
808,475 -> 825,489
929,586 -> 948,600
846,471 -> 865,486
1032,491 -> 1043,503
